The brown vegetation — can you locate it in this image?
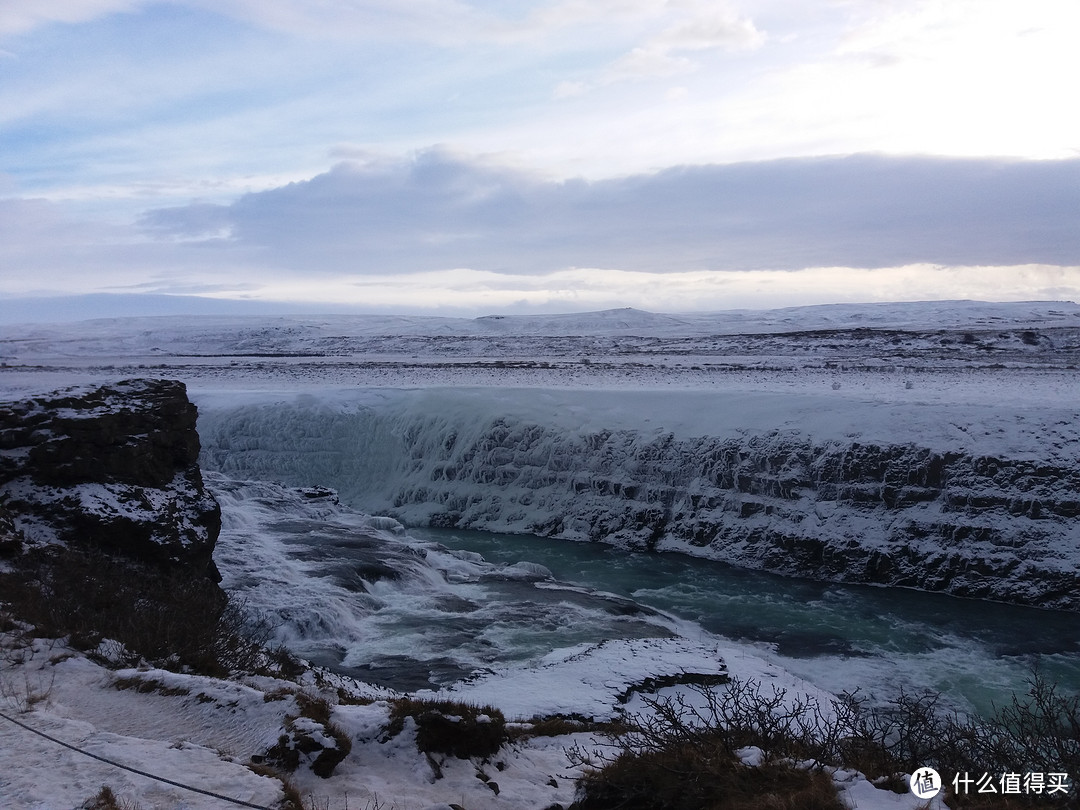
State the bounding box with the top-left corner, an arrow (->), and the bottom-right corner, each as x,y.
570,672 -> 1079,809
383,697 -> 508,760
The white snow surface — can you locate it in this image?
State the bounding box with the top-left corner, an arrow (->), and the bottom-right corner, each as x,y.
0,638 -> 287,810
3,301 -> 1080,349
1,633 -> 940,810
2,301 -> 1076,460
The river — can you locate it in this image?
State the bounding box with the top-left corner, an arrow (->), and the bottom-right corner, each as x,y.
408,526 -> 1080,715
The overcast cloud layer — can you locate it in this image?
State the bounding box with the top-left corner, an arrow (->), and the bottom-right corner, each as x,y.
144,152 -> 1080,275
1,0 -> 1079,317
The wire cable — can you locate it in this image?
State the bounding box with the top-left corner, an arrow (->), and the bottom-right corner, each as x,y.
0,709 -> 278,810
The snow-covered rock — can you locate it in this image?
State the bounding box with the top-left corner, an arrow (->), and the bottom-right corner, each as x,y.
0,379 -> 221,576
395,425 -> 1080,609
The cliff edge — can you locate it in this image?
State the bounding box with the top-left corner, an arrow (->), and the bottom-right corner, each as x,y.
0,379 -> 221,578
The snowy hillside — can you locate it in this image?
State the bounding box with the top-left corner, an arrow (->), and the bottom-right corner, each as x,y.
3,300 -> 1080,365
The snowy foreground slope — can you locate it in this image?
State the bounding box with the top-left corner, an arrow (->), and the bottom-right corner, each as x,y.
0,618 -> 927,810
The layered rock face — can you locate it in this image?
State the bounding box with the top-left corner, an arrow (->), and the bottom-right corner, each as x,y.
0,379 -> 221,576
379,422 -> 1080,610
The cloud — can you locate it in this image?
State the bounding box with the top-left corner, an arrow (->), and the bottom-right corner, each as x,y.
189,0 -> 491,44
0,0 -> 144,36
0,197 -> 259,297
141,150 -> 1080,276
651,5 -> 764,61
563,3 -> 764,88
5,169 -> 1080,318
6,0 -> 1077,220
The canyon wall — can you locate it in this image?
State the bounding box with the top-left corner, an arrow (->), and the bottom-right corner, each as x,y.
197,391 -> 1080,610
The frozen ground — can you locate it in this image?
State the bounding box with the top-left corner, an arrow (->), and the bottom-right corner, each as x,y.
1,635 -> 939,810
2,301 -> 1078,400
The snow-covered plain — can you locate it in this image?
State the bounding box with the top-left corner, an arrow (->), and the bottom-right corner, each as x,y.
2,300 -> 1077,809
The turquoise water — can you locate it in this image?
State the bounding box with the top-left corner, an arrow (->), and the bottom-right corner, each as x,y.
408,526 -> 1080,715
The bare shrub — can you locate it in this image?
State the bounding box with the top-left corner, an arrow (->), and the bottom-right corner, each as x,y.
571,673 -> 1079,809
589,676 -> 842,768
979,670 -> 1080,777
262,644 -> 307,681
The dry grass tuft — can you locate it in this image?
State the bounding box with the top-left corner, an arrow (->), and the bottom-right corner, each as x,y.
384,697 -> 508,759
79,786 -> 142,810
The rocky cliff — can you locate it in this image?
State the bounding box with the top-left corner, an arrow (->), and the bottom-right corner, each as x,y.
459,431 -> 1079,608
384,423 -> 1080,609
0,379 -> 221,577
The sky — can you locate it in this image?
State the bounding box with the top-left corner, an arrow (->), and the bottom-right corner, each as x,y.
1,0 -> 1079,319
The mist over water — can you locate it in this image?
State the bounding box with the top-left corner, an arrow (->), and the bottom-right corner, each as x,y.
210,474 -> 685,692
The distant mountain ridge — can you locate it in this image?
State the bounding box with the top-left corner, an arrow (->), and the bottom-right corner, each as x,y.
4,300 -> 1079,350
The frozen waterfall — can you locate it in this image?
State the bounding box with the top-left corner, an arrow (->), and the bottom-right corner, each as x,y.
195,386 -> 1080,610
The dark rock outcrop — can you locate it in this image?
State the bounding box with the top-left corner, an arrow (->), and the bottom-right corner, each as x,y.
0,379 -> 221,577
0,500 -> 22,556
